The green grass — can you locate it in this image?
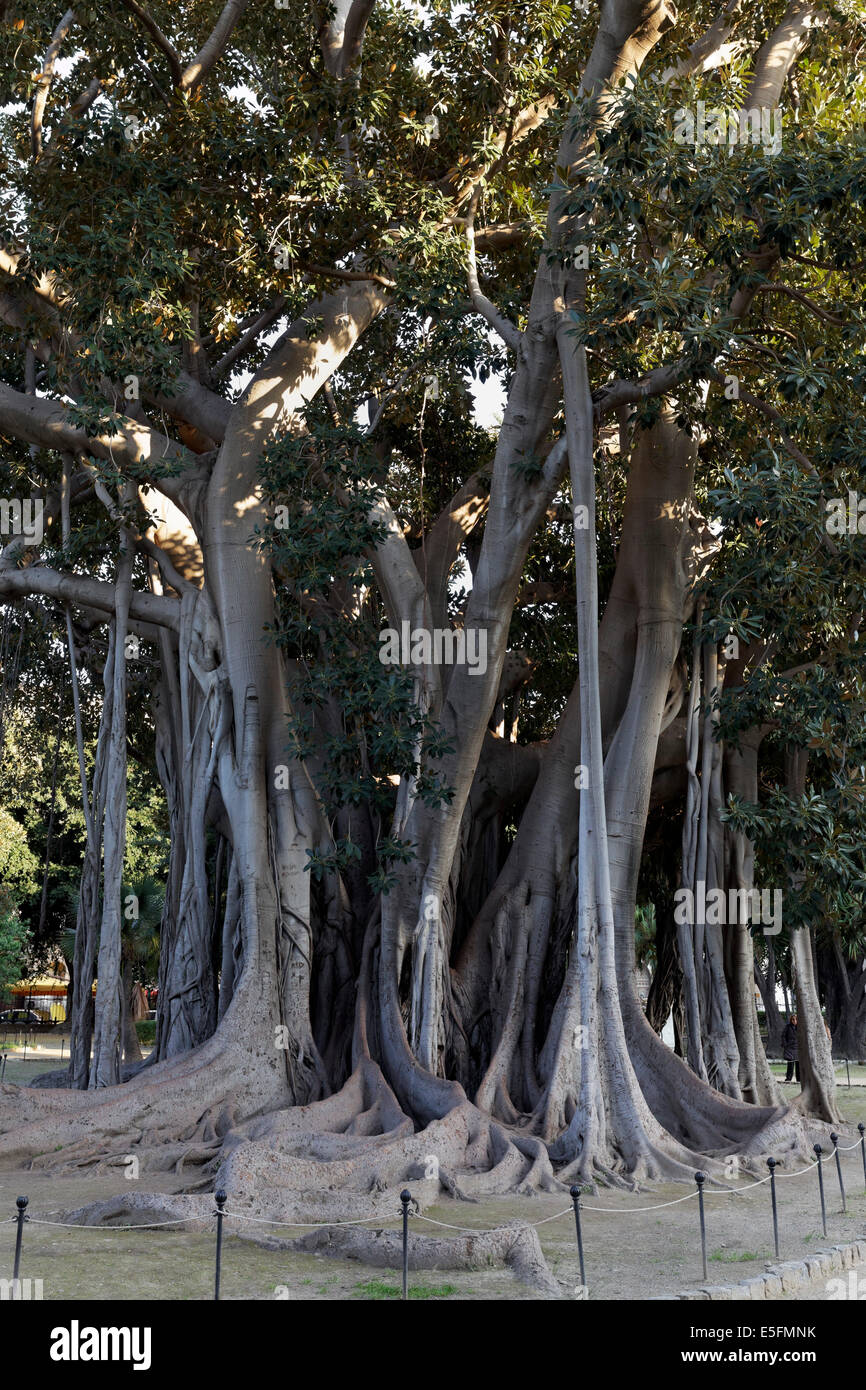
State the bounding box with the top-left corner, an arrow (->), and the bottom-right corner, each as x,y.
709,1248 -> 763,1264
135,1020 -> 156,1045
353,1279 -> 461,1300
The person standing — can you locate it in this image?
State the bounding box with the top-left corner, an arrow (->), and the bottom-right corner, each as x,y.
783,1014 -> 800,1083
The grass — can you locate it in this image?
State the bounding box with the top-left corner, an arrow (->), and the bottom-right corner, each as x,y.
353,1279 -> 461,1300
709,1248 -> 763,1263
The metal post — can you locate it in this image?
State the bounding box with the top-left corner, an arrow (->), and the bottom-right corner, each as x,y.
814,1144 -> 827,1236
60,1038 -> 64,1064
570,1185 -> 587,1293
830,1132 -> 847,1212
767,1158 -> 780,1258
0,1052 -> 6,1082
845,1057 -> 851,1089
859,1123 -> 866,1192
12,1196 -> 28,1281
213,1190 -> 226,1301
400,1189 -> 412,1301
695,1172 -> 707,1281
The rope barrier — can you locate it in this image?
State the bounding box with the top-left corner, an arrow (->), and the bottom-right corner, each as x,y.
582,1190 -> 698,1213
773,1158 -> 821,1179
415,1212 -> 503,1232
5,1124 -> 865,1309
703,1173 -> 773,1195
221,1209 -> 390,1229
3,1144 -> 855,1235
26,1216 -> 193,1229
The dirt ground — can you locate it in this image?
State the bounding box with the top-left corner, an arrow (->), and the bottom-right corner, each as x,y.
2,1058 -> 865,1300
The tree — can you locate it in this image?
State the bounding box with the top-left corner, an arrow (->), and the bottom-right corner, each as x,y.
0,0 -> 862,1254
0,893 -> 30,998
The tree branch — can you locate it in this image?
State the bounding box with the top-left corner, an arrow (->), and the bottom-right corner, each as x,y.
464,217 -> 522,352
0,380 -> 209,513
212,296 -> 287,379
31,8 -> 76,160
119,0 -> 183,87
416,472 -> 490,629
179,0 -> 249,93
751,282 -> 847,326
0,565 -> 180,630
745,0 -> 824,111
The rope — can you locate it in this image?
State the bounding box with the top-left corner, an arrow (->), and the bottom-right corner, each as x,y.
221,1209 -> 389,1229
581,1190 -> 698,1213
703,1173 -> 773,1195
26,1216 -> 192,1229
773,1158 -> 820,1179
530,1207 -> 574,1227
415,1212 -> 501,1232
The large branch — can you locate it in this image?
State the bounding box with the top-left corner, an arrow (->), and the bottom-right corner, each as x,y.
0,565 -> 180,630
31,8 -> 76,160
119,0 -> 183,87
143,371 -> 232,442
0,251 -> 231,441
320,0 -> 378,78
745,0 -> 824,110
660,0 -> 744,82
0,381 -> 209,513
414,472 -> 489,631
179,0 -> 249,93
464,217 -> 521,352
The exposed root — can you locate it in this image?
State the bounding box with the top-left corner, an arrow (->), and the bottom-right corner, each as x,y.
287,1221 -> 563,1297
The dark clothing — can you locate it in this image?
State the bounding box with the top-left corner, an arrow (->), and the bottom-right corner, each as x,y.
782,1020 -> 799,1082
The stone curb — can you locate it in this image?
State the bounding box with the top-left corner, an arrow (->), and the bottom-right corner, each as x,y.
676,1238 -> 866,1300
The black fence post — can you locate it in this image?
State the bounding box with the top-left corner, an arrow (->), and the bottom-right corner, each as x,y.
695,1172 -> 707,1281
0,1052 -> 6,1082
400,1189 -> 412,1301
213,1190 -> 227,1301
767,1158 -> 780,1258
859,1123 -> 866,1192
845,1058 -> 851,1089
814,1144 -> 827,1236
830,1132 -> 847,1212
12,1196 -> 28,1281
570,1185 -> 587,1294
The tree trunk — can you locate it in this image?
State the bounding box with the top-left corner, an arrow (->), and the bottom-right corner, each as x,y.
785,748 -> 841,1123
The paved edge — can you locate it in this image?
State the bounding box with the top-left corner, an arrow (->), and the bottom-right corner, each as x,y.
672,1238 -> 866,1300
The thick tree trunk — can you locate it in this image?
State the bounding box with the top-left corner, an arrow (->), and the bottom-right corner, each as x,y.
723,731 -> 783,1108
90,523 -> 134,1088
755,938 -> 785,1057
785,748 -> 841,1123
121,959 -> 143,1065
